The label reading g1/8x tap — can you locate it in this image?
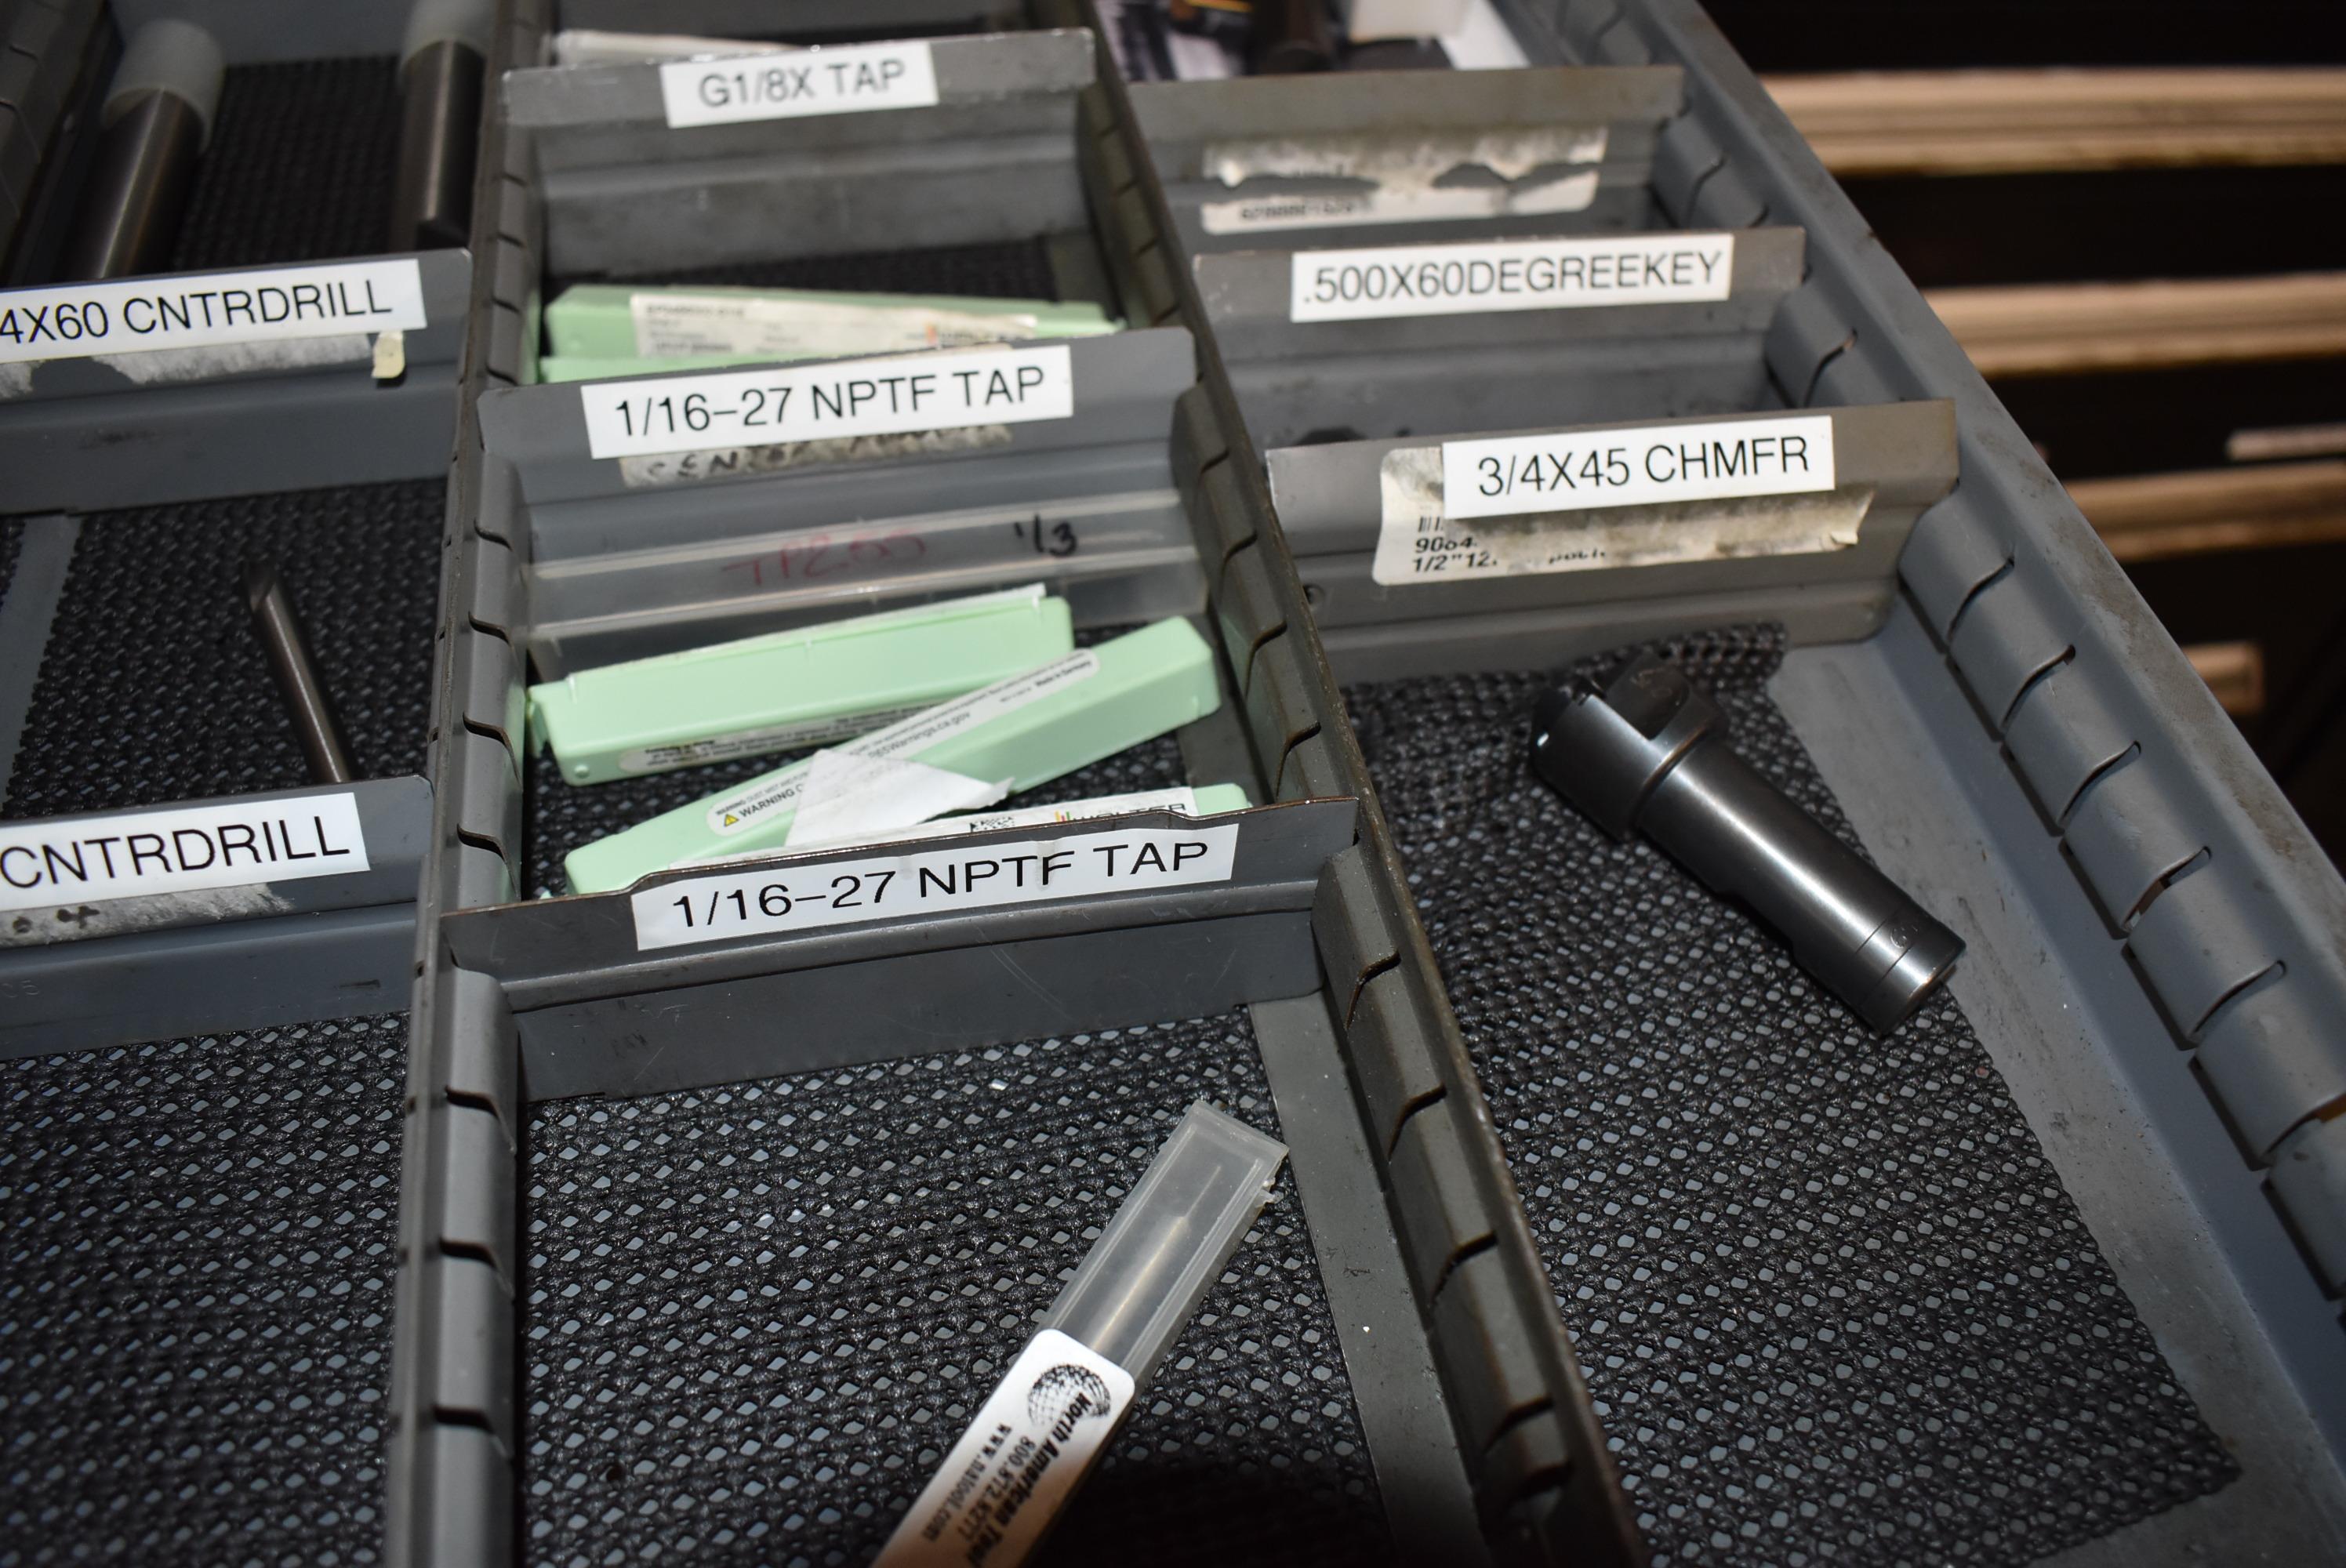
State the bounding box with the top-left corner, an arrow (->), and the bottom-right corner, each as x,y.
659,42 -> 939,127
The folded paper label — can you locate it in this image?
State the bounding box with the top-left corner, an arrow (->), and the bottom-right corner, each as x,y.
700,650 -> 1101,837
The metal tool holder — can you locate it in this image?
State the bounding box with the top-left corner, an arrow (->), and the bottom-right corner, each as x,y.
0,0 -> 110,272
387,5 -> 1628,1564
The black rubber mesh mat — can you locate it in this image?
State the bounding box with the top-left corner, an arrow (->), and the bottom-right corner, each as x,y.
591,237 -> 1062,301
520,1011 -> 1392,1567
3,479 -> 442,819
169,58 -> 404,272
520,625 -> 1189,899
0,1011 -> 405,1563
0,517 -> 22,608
1344,626 -> 2237,1566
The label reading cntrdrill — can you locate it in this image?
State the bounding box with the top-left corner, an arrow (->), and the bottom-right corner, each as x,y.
0,260 -> 427,365
875,1330 -> 1133,1568
659,42 -> 939,127
0,793 -> 371,916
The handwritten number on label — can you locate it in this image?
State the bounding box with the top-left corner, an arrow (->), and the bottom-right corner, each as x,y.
1013,517 -> 1080,558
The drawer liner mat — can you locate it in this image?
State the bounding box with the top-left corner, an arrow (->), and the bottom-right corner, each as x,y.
0,1012 -> 406,1564
170,58 -> 404,273
1345,625 -> 2235,1566
520,1010 -> 1390,1567
3,479 -> 442,819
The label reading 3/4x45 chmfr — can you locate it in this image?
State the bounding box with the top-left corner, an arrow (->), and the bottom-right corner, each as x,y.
578,343 -> 1073,459
660,42 -> 939,127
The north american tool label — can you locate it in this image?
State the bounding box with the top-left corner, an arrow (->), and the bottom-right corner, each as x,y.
1290,232 -> 1736,322
0,793 -> 371,913
0,260 -> 427,365
660,42 -> 939,127
578,343 -> 1073,459
631,823 -> 1240,952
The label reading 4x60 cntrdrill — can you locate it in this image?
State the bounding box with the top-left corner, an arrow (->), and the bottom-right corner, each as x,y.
876,1330 -> 1133,1568
0,260 -> 427,365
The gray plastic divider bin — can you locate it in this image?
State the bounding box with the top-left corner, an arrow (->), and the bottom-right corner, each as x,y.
1128,67 -> 1681,258
1268,400 -> 1959,678
386,5 -> 1632,1563
0,248 -> 473,513
503,29 -> 1099,276
1197,223 -> 1804,448
480,325 -> 1205,676
1106,1 -> 2346,1563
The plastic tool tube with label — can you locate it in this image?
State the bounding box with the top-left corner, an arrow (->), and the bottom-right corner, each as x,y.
389,0 -> 492,251
57,20 -> 224,281
1532,654 -> 1963,1033
563,615 -> 1222,894
527,586 -> 1076,785
877,1102 -> 1287,1568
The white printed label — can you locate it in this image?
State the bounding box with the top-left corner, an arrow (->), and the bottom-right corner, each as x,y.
876,1330 -> 1134,1568
631,293 -> 1039,359
1290,233 -> 1735,322
1200,175 -> 1599,235
702,650 -> 1101,837
617,704 -> 929,774
659,42 -> 939,127
579,343 -> 1073,460
634,822 -> 1240,951
1444,416 -> 1836,521
0,793 -> 371,913
1371,418 -> 1850,586
0,260 -> 427,365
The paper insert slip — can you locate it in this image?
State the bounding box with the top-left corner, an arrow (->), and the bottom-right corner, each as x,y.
659,42 -> 939,127
576,343 -> 1075,460
0,260 -> 427,365
564,616 -> 1223,895
528,586 -> 1075,784
1289,232 -> 1737,323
